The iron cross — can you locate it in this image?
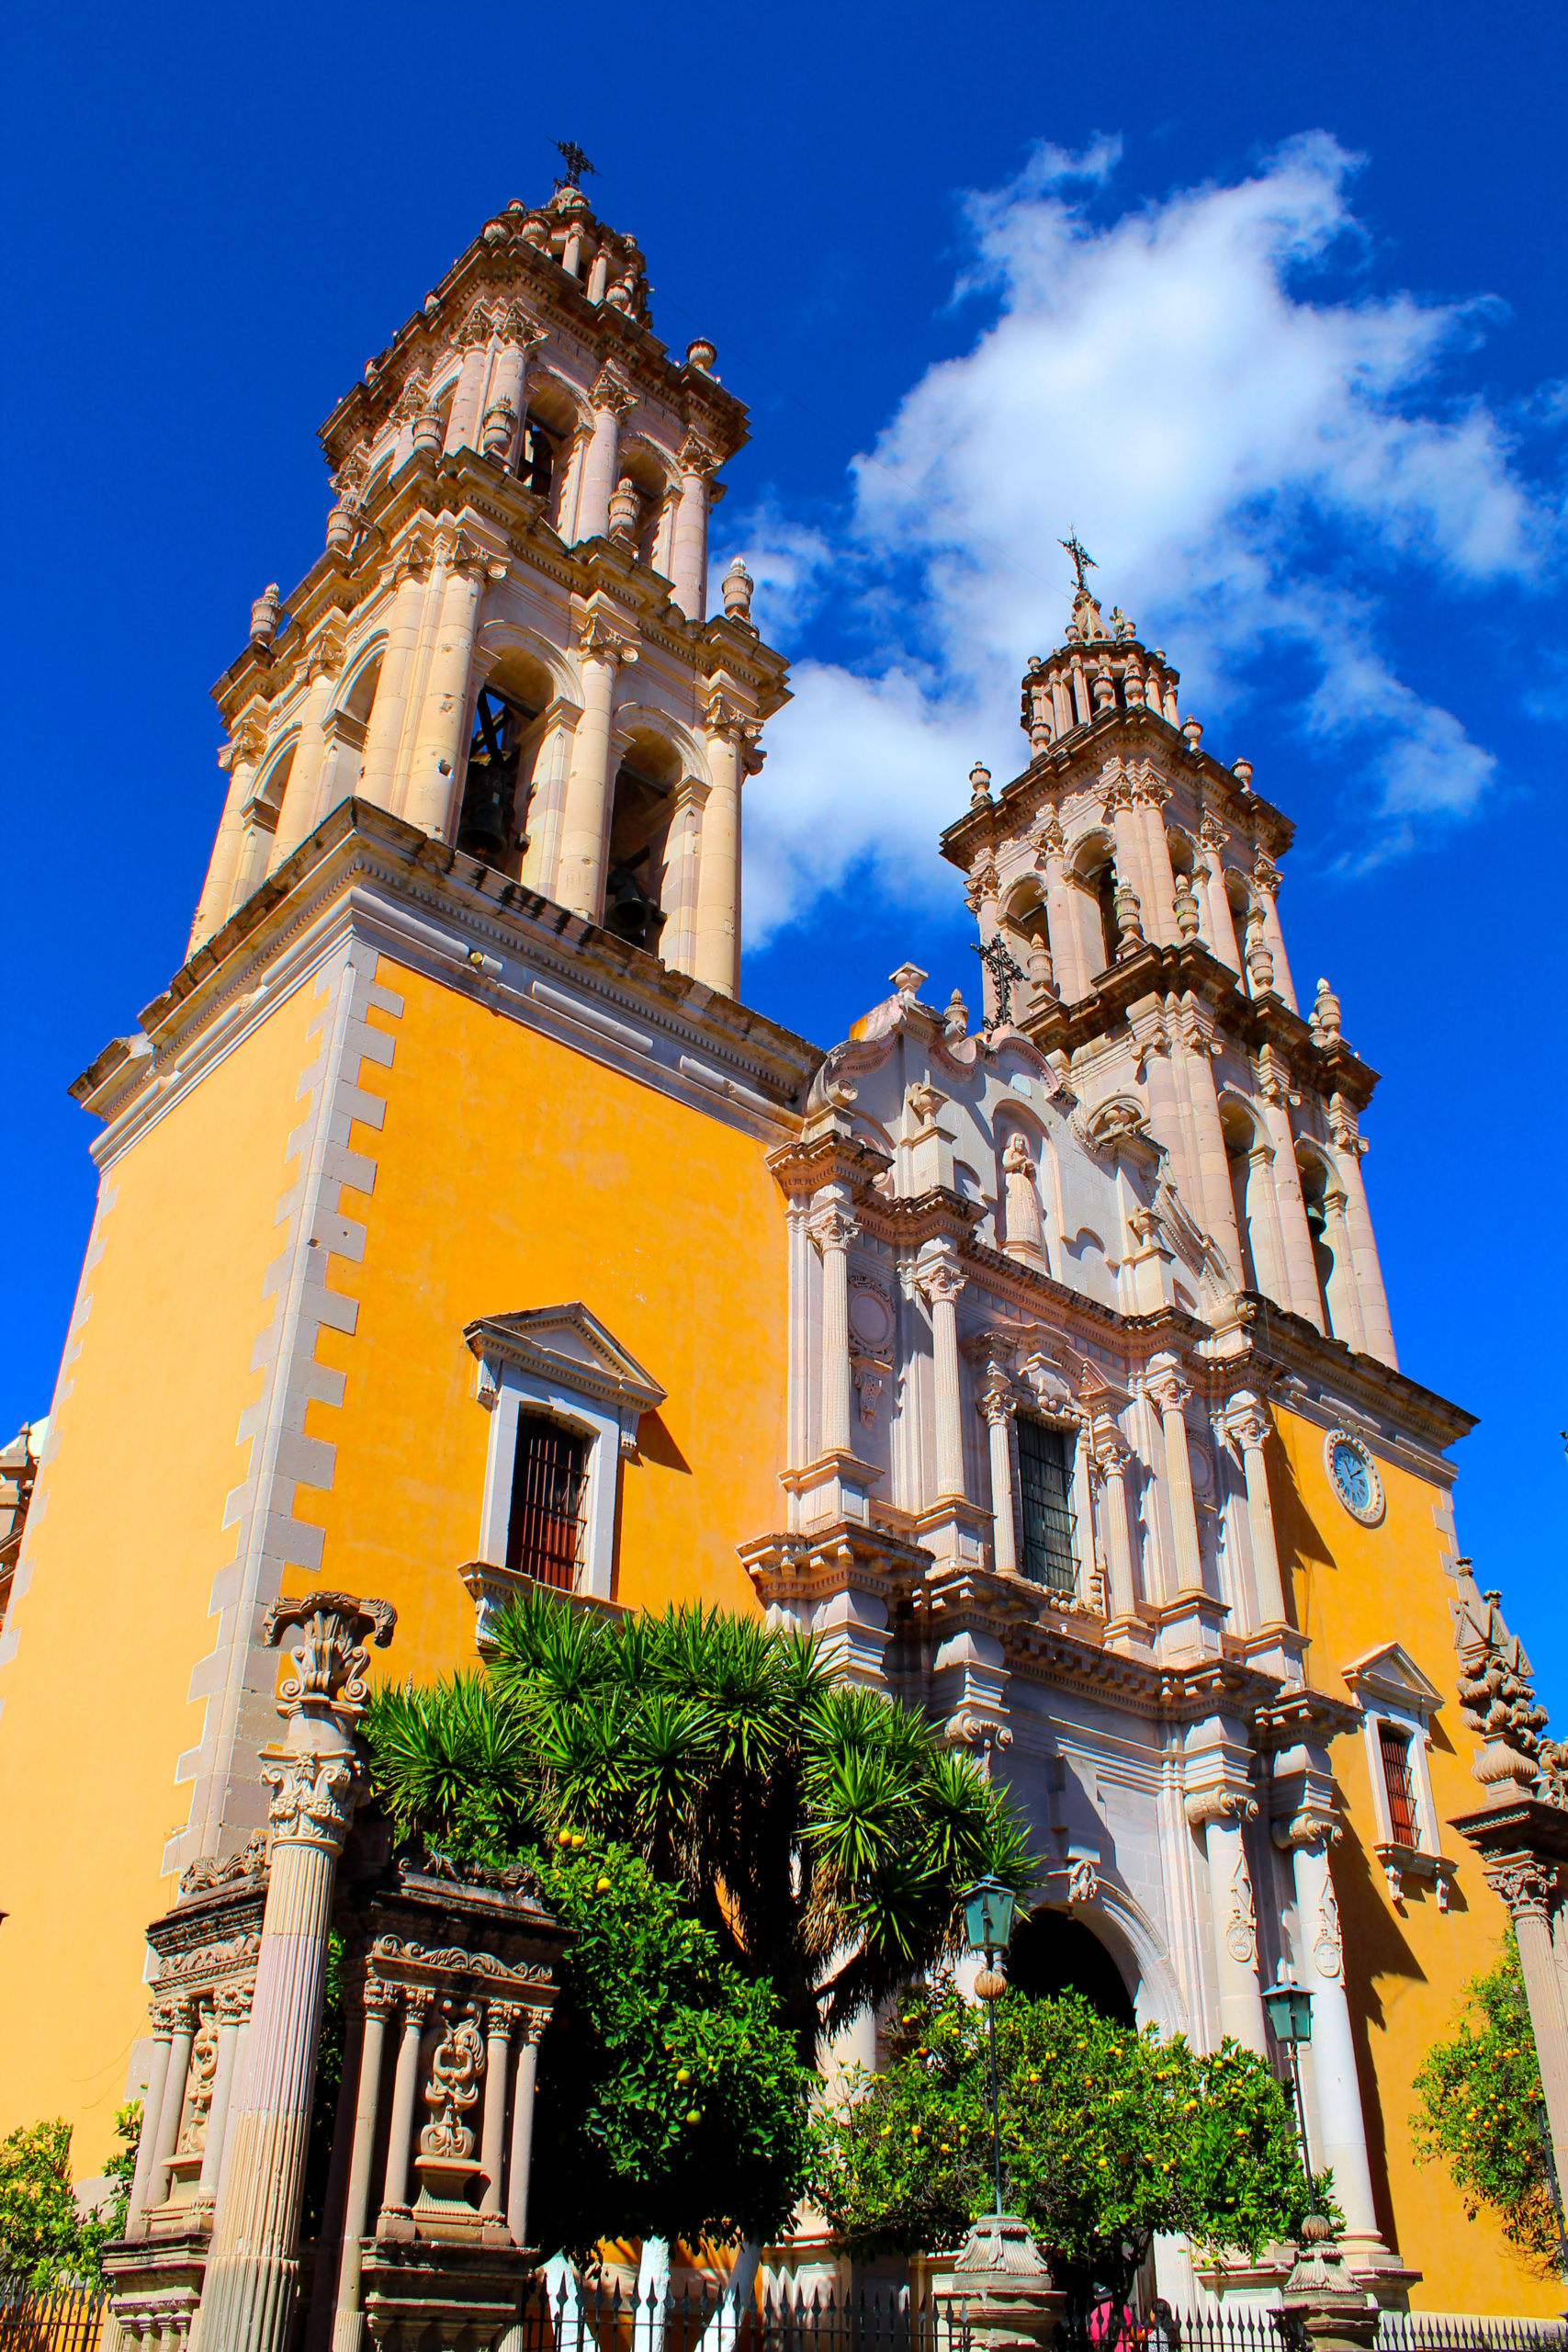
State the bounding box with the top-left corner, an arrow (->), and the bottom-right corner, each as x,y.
1059,532 -> 1098,594
554,141 -> 598,189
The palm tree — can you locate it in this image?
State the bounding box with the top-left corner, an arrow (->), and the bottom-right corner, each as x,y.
367,1590 -> 1036,2068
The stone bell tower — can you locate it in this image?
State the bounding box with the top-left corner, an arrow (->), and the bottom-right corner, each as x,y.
941,548 -> 1396,1369
189,164 -> 787,996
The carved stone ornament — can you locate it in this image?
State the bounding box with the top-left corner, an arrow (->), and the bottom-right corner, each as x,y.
1485,1859 -> 1559,1919
1451,1562 -> 1562,1802
177,2009 -> 220,2153
178,1827 -> 267,1902
263,1590 -> 397,1720
262,1752 -> 364,1850
1314,1883 -> 1344,1981
1066,1857 -> 1100,1906
421,2010 -> 485,2158
1225,1847 -> 1258,1965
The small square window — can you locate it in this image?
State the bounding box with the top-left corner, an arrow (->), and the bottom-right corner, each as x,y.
506,1414 -> 587,1591
1378,1722 -> 1418,1849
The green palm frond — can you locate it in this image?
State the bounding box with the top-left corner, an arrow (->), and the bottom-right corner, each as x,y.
364,1674 -> 536,1847
803,1745 -> 918,1883
488,1588 -> 608,1712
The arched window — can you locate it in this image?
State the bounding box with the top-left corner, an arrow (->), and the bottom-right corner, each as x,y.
1069,832 -> 1120,976
519,378 -> 581,532
1007,1907 -> 1135,2028
1296,1147 -> 1348,1338
457,651 -> 555,876
1221,1101 -> 1261,1290
605,726 -> 681,952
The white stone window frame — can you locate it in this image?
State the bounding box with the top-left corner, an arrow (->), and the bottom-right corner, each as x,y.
1341,1639 -> 1455,1909
461,1304 -> 666,1643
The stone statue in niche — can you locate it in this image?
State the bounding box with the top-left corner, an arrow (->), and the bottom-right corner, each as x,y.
1001,1131 -> 1047,1271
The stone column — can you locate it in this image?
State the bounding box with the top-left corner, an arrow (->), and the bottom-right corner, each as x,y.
194,1593 -> 395,2352
670,438 -> 716,622
1320,1182 -> 1368,1351
516,700 -> 581,903
1147,1360 -> 1203,1594
916,1245 -> 968,1502
967,861 -> 1005,1023
1197,820 -> 1242,971
189,724 -> 266,953
1190,1793 -> 1269,2053
981,1382 -> 1018,1577
1108,785 -> 1152,931
1252,856 -> 1298,1011
124,2005 -> 178,2237
655,777 -> 707,976
145,1996 -> 197,2214
808,1198 -> 859,1457
1224,1391 -> 1289,1627
378,1993 -> 429,2222
1284,1832 -> 1382,2244
1328,1110 -> 1397,1368
197,1985 -> 251,2202
304,2007 -> 363,2352
1038,815 -> 1089,1002
270,642 -> 344,870
1176,1027 -> 1247,1280
444,331 -> 493,456
1091,1422 -> 1138,1623
505,2016 -> 542,2246
480,320 -> 541,472
404,536 -> 491,842
357,557 -> 429,814
574,365 -> 636,543
479,2004 -> 516,2219
1133,776 -> 1177,944
693,705 -> 747,996
557,618 -> 635,921
1491,1860 -> 1568,2193
330,1981 -> 395,2352
1257,1077 -> 1325,1329
1244,1141 -> 1292,1307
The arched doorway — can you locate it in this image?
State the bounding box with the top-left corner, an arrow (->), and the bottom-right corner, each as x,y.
1006,1905 -> 1135,2028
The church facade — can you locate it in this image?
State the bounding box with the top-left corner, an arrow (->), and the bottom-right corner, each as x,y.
0,179 -> 1549,2319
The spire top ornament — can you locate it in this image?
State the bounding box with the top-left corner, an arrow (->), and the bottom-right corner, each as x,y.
1059,531 -> 1097,595
553,140 -> 597,191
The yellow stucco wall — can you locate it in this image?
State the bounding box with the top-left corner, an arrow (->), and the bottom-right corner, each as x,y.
0,983 -> 321,2173
283,952 -> 788,1668
1271,1408 -> 1551,2316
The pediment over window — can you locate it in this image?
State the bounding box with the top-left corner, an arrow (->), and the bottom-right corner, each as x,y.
464,1304 -> 667,1416
1341,1640 -> 1445,1715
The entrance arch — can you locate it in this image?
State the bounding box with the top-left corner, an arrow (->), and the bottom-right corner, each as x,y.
1007,1906 -> 1134,2027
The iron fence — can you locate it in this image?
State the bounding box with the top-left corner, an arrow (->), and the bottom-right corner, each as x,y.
0,2279 -> 106,2352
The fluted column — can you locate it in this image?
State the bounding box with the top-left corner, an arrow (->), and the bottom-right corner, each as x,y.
378,1993 -> 429,2221
982,1384 -> 1018,1576
1190,1795 -> 1269,2053
1225,1392 -> 1288,1627
693,704 -> 747,996
357,557 -> 429,814
574,366 -> 636,543
671,442 -> 716,621
557,618 -> 635,921
330,1982 -> 394,2352
1133,778 -> 1177,944
197,1986 -> 251,2202
404,536 -> 491,841
1252,857 -> 1298,1011
270,643 -> 344,870
124,2007 -> 177,2237
916,1245 -> 968,1501
1328,1109 -> 1397,1368
516,701 -> 581,903
1036,815 -> 1087,1001
1487,1860 -> 1568,2195
1147,1360 -> 1203,1595
1197,820 -> 1242,971
808,1198 -> 859,1457
506,2016 -> 541,2246
1108,786 -> 1152,931
1176,1025 -> 1247,1283
444,325 -> 492,456
145,1995 -> 197,2214
479,2004 -> 516,2218
1284,1832 -> 1381,2241
1256,1079 -> 1324,1329
480,319 -> 541,472
190,724 -> 266,953
656,777 -> 707,976
194,1593 -> 395,2352
1091,1422 -> 1138,1622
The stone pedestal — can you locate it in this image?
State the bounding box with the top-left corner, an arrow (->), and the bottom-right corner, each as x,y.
1279,2219 -> 1381,2350
936,2215 -> 1063,2352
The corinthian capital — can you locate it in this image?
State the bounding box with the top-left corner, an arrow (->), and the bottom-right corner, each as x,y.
1486,1859 -> 1560,1920
914,1242 -> 966,1310
579,613 -> 638,666
263,1591 -> 396,1724
679,434 -> 719,480
263,1751 -> 366,1853
591,361 -> 637,417
1224,1389 -> 1272,1454
807,1205 -> 860,1256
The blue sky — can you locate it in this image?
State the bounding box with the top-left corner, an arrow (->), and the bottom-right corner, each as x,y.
4,1 -> 1565,1694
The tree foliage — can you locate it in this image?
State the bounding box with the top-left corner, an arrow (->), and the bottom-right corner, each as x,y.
365,1591 -> 1035,2067
1412,1930 -> 1559,2269
813,1983 -> 1328,2317
0,2108 -> 139,2289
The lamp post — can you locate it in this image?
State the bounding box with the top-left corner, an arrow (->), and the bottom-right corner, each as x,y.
963,1877 -> 1021,2218
1263,1965 -> 1317,2217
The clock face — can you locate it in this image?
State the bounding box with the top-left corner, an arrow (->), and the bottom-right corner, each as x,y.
1325,1432 -> 1383,1525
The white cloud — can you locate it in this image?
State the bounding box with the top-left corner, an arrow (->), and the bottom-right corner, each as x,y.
739,132 -> 1561,941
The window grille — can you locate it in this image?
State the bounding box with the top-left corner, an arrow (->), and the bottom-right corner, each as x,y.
1379,1722 -> 1419,1849
506,1414 -> 587,1591
1016,1418 -> 1077,1595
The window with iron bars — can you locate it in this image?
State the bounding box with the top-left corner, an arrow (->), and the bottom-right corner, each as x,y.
1379,1721 -> 1420,1849
506,1414 -> 587,1591
1016,1417 -> 1077,1595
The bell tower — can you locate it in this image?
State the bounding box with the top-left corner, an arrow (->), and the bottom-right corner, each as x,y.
941,550 -> 1396,1365
189,166 -> 787,995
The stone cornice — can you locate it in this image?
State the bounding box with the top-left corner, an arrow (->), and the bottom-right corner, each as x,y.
70,801 -> 823,1157
1222,1291 -> 1476,1453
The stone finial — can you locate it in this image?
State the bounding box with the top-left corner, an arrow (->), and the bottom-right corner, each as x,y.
481,397 -> 517,461
1452,1564 -> 1562,1803
889,963 -> 929,1005
944,989 -> 969,1042
1027,932 -> 1056,1000
607,475 -> 641,543
1279,2217 -> 1380,2348
1233,757 -> 1254,791
1311,976 -> 1342,1043
721,554 -> 755,624
412,404 -> 445,458
249,584 -> 281,650
1113,881 -> 1145,951
941,2212 -> 1063,2348
685,337 -> 716,374
969,759 -> 993,803
325,503 -> 357,562
1245,911 -> 1275,994
1172,876 -> 1201,941
1180,716 -> 1202,750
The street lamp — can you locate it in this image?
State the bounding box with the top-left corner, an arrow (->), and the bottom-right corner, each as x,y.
963,1876 -> 1021,2218
1263,1965 -> 1318,2217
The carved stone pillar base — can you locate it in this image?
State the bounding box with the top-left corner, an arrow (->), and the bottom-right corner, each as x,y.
361,2238 -> 536,2352
936,2215 -> 1063,2352
915,1497 -> 994,1575
1151,1589 -> 1230,1663
1279,2219 -> 1381,2349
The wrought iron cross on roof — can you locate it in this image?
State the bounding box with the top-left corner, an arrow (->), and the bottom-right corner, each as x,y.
554,141 -> 598,190
1058,531 -> 1097,594
973,933 -> 1027,1035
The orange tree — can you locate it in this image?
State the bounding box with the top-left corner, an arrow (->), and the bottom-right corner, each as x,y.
813,1981 -> 1326,2319
1412,1931 -> 1559,2270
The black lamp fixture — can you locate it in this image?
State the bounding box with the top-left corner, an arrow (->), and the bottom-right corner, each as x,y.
1264,1964 -> 1318,2216
963,1876 -> 1021,2219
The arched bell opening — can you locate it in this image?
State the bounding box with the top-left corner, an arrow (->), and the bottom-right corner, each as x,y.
605,728 -> 680,953
1005,1906 -> 1136,2029
1069,831 -> 1120,976
519,375 -> 581,531
457,650 -> 555,876
1220,1098 -> 1263,1291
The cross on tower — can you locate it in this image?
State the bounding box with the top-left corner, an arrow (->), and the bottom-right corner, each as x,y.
553,140 -> 597,189
1058,532 -> 1098,595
